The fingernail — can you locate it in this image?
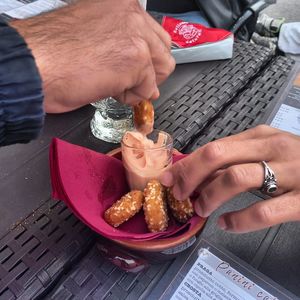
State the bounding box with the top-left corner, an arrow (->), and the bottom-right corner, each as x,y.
200,191 -> 209,202
194,201 -> 204,217
173,185 -> 184,201
195,192 -> 210,217
155,87 -> 160,98
160,171 -> 174,187
217,217 -> 228,231
151,87 -> 160,100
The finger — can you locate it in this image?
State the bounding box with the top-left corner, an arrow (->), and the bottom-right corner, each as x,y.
142,15 -> 175,84
217,191 -> 300,233
114,34 -> 161,106
120,84 -> 159,106
146,32 -> 175,85
195,162 -> 288,217
118,64 -> 159,106
194,169 -> 225,192
151,39 -> 176,85
144,10 -> 172,49
217,125 -> 279,142
161,138 -> 274,200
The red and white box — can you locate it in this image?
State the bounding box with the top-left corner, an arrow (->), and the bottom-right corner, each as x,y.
162,17 -> 234,64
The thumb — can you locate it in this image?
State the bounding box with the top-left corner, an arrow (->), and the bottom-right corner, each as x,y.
160,156 -> 197,200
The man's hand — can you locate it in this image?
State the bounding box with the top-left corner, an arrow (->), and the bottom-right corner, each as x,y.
11,0 -> 175,113
160,125 -> 300,233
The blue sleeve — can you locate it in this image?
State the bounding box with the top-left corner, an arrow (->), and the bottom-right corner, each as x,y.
0,18 -> 44,146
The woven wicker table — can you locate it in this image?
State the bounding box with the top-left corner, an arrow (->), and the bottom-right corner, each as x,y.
0,42 -> 297,299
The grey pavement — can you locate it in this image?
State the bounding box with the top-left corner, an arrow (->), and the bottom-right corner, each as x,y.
264,0 -> 300,61
264,0 -> 300,22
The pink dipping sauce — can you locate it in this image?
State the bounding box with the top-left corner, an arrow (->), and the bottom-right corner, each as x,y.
121,131 -> 173,190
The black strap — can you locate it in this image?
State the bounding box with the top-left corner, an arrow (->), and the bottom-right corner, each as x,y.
147,0 -> 198,13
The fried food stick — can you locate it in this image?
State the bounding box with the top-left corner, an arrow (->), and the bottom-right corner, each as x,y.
143,179 -> 168,232
104,191 -> 144,227
133,99 -> 154,135
166,188 -> 194,223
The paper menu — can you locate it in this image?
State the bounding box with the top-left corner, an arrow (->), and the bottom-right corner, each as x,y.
171,248 -> 278,300
294,72 -> 300,87
139,0 -> 147,9
0,0 -> 144,20
0,1 -> 23,14
270,103 -> 300,136
0,0 -> 66,20
266,62 -> 300,135
158,240 -> 297,300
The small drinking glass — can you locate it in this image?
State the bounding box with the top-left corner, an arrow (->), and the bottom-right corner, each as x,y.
90,97 -> 134,143
121,130 -> 173,190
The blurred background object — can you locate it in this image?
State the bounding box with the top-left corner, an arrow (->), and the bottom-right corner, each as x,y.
253,0 -> 300,61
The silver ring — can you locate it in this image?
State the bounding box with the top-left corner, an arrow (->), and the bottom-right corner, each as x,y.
261,161 -> 278,194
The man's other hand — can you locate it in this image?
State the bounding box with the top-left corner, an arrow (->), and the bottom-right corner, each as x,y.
11,0 -> 175,113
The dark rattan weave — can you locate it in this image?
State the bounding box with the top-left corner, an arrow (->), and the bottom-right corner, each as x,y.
155,41 -> 274,150
44,44 -> 277,300
0,42 -> 282,300
0,201 -> 94,300
47,246 -> 171,300
188,56 -> 295,151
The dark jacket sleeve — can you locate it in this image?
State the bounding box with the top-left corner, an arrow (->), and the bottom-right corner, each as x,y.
0,18 -> 44,147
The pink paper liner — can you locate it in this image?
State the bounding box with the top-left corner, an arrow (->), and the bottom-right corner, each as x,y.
50,138 -> 203,241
